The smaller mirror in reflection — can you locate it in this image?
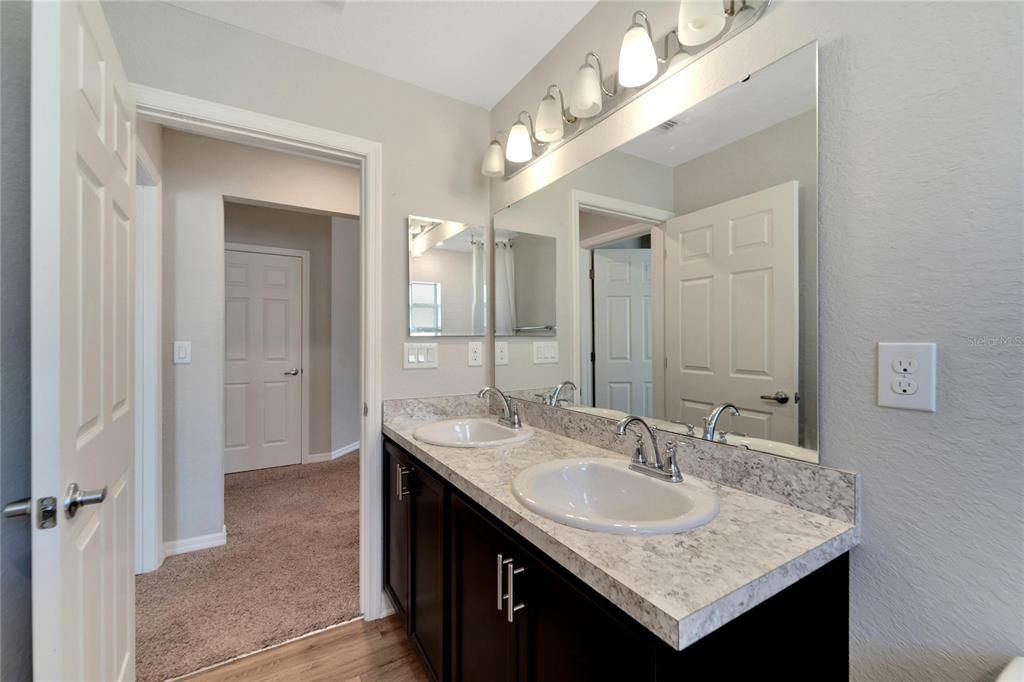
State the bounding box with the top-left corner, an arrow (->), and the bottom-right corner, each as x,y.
494,231 -> 557,337
408,216 -> 485,336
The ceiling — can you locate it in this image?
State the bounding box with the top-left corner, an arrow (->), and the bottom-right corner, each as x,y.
618,44 -> 816,168
164,0 -> 598,109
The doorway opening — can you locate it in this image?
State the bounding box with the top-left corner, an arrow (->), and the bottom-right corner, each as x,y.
570,193 -> 675,418
131,111 -> 375,680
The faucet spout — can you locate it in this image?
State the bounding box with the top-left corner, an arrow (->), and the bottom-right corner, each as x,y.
703,403 -> 740,441
478,386 -> 521,429
548,380 -> 577,406
615,415 -> 662,469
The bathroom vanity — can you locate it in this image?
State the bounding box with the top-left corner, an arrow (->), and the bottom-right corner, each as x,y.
381,400 -> 857,681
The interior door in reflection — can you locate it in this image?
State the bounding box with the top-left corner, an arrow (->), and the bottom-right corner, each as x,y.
663,181 -> 799,442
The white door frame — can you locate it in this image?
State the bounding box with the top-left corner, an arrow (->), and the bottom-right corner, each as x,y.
570,191 -> 674,414
224,243 -> 312,467
135,140 -> 164,574
131,85 -> 387,620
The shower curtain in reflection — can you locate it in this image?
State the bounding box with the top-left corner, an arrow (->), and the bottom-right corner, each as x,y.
494,240 -> 516,336
471,240 -> 486,334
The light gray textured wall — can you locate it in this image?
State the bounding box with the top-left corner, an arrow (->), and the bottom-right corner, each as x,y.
491,2 -> 1024,680
102,1 -> 492,399
0,2 -> 32,679
331,216 -> 361,452
224,203 -> 334,455
672,110 -> 818,448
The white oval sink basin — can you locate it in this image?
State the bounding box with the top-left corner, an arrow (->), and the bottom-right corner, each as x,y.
414,418 -> 533,448
512,458 -> 719,535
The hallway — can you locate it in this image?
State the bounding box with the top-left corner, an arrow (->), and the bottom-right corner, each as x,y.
136,457 -> 361,681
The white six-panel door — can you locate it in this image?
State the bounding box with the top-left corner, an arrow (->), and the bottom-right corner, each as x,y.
593,249 -> 654,416
224,249 -> 303,473
663,181 -> 799,443
31,1 -> 137,679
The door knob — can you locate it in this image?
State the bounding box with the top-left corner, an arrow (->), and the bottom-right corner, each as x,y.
759,391 -> 790,404
284,368 -> 300,376
64,482 -> 106,518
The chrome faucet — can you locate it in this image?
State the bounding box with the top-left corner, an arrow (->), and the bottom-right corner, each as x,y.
546,380 -> 577,407
703,403 -> 740,441
478,386 -> 522,429
615,415 -> 683,483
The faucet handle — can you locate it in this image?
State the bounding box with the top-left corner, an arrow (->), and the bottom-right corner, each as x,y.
663,441 -> 683,482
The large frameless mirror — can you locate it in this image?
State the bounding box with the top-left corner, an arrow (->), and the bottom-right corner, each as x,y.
492,43 -> 819,463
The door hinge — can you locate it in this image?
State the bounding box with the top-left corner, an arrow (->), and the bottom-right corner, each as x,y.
664,357 -> 668,369
590,351 -> 595,363
589,268 -> 594,280
363,402 -> 369,417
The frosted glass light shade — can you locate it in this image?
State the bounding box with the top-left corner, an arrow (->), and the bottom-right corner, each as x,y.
570,64 -> 603,118
506,122 -> 533,163
535,94 -> 564,142
677,0 -> 727,47
481,140 -> 505,177
618,22 -> 658,88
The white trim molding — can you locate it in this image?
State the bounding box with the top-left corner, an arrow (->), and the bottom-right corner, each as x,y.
134,141 -> 165,575
132,84 -> 386,620
164,526 -> 227,557
306,441 -> 360,463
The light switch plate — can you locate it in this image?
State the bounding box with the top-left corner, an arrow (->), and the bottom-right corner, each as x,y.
404,342 -> 438,369
173,341 -> 191,365
467,342 -> 483,367
877,342 -> 936,411
494,342 -> 509,366
532,341 -> 559,364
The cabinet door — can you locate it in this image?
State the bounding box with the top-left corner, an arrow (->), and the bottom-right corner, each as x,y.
517,553 -> 655,682
384,441 -> 411,622
410,464 -> 446,681
451,495 -> 517,682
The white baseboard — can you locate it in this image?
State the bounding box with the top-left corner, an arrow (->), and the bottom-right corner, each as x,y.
305,441 -> 360,463
163,525 -> 227,557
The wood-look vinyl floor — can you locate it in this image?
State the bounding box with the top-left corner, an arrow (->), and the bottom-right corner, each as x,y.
183,616 -> 429,682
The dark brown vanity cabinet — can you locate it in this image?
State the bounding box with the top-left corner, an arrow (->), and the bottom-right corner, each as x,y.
451,493 -> 654,682
384,439 -> 447,681
384,437 -> 850,681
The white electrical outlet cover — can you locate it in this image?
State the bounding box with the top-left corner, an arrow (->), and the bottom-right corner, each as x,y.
878,342 -> 936,411
468,342 -> 483,367
495,342 -> 509,366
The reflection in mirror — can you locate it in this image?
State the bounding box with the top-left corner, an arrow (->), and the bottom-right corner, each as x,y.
494,232 -> 557,337
408,215 -> 485,336
492,43 -> 819,463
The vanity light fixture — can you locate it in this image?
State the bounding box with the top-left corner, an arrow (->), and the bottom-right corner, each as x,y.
618,11 -> 658,88
535,85 -> 577,143
480,0 -> 769,178
570,52 -> 616,119
506,111 -> 539,163
481,132 -> 506,177
677,0 -> 729,47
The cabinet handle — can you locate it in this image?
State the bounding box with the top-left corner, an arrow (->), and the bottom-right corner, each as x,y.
396,464 -> 412,500
506,562 -> 526,623
496,554 -> 513,610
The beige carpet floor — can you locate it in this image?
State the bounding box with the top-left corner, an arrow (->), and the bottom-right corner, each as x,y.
136,456 -> 361,682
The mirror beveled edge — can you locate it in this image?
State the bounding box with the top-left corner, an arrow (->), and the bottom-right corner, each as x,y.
489,41 -> 821,465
